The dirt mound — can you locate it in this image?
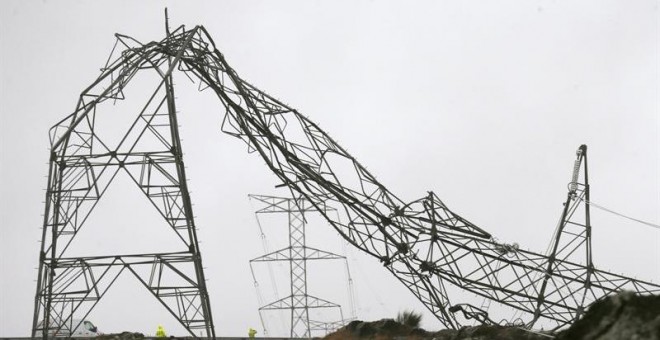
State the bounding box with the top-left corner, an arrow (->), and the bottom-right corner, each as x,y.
322,319 -> 424,339
324,292 -> 660,340
97,332 -> 145,340
323,319 -> 548,339
556,291 -> 660,340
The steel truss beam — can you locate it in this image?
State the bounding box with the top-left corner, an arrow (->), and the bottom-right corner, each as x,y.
249,194 -> 346,338
35,22 -> 660,335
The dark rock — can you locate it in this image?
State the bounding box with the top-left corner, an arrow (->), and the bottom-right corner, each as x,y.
323,292 -> 660,339
354,320 -> 376,337
557,291 -> 660,340
345,319 -> 362,331
97,331 -> 145,340
410,327 -> 429,337
378,318 -> 401,331
451,325 -> 549,340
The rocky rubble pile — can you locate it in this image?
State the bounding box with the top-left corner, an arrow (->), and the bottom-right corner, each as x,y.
323,292 -> 660,340
556,291 -> 660,340
323,319 -> 548,340
97,332 -> 145,340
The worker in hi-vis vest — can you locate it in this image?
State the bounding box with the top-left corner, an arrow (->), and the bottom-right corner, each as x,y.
248,327 -> 257,338
156,324 -> 167,337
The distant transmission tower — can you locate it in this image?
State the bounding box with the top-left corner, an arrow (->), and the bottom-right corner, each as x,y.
249,194 -> 349,338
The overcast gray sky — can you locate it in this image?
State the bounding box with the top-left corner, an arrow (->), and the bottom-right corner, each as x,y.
1,0 -> 658,337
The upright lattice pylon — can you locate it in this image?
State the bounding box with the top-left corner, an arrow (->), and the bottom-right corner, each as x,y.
249,195 -> 346,338
532,144 -> 593,327
32,27 -> 215,337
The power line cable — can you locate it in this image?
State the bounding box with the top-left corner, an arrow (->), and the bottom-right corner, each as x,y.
574,196 -> 660,230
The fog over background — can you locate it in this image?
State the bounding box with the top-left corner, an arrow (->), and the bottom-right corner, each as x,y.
1,0 -> 658,337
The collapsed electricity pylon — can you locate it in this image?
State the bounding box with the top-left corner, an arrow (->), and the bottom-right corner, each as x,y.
35,21 -> 660,336
452,145 -> 596,328
31,25 -> 214,337
249,194 -> 347,338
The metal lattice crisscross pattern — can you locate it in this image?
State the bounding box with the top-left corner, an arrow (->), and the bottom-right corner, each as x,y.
249,195 -> 345,338
33,27 -> 215,337
34,22 -> 660,337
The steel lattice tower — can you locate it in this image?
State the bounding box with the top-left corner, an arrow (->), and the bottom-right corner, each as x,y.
249,195 -> 346,338
32,24 -> 214,337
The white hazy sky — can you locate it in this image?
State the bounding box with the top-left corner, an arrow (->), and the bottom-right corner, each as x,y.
1,0 -> 658,337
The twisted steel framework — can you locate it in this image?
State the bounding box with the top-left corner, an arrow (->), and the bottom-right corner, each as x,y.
33,23 -> 660,337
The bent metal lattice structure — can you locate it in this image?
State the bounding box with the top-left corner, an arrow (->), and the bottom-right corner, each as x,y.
33,23 -> 660,336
